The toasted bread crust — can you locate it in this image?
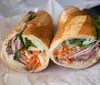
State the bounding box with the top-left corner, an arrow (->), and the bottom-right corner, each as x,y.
23,11 -> 54,48
57,6 -> 87,30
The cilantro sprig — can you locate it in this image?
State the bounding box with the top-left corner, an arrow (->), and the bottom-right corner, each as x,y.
28,12 -> 36,21
68,39 -> 85,47
24,38 -> 37,49
68,38 -> 95,47
14,49 -> 20,60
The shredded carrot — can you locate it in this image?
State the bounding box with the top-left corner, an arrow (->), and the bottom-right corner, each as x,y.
63,45 -> 68,49
34,57 -> 42,68
28,56 -> 37,69
32,56 -> 37,63
32,62 -> 38,69
24,57 -> 29,61
60,49 -> 67,56
32,57 -> 39,69
53,49 -> 59,56
67,48 -> 73,54
32,51 -> 38,56
25,50 -> 43,69
32,57 -> 42,68
66,58 -> 72,64
20,49 -> 25,55
37,63 -> 42,67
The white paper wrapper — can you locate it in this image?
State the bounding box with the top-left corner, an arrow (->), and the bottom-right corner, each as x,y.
0,0 -> 100,85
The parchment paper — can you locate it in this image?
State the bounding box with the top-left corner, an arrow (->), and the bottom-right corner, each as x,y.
0,0 -> 100,85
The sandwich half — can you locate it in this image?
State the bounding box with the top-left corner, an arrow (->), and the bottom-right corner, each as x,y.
50,6 -> 100,69
1,11 -> 54,72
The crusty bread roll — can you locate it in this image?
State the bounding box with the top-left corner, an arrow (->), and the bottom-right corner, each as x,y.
1,11 -> 54,72
50,6 -> 100,69
57,6 -> 87,30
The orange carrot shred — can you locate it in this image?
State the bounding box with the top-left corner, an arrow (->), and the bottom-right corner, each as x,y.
60,49 -> 67,56
20,49 -> 25,55
33,57 -> 41,68
67,48 -> 73,54
32,56 -> 37,63
66,58 -> 72,64
63,45 -> 68,49
32,62 -> 38,69
37,63 -> 42,67
24,57 -> 29,61
53,49 -> 59,56
28,56 -> 37,69
32,51 -> 38,56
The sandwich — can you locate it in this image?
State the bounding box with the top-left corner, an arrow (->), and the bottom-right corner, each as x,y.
50,6 -> 100,68
1,11 -> 54,72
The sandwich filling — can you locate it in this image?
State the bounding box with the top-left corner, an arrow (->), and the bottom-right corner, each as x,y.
53,38 -> 100,64
4,12 -> 47,71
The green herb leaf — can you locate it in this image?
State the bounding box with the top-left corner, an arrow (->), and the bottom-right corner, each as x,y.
69,39 -> 85,47
28,13 -> 35,21
14,49 -> 20,60
24,38 -> 37,49
17,32 -> 25,47
92,17 -> 100,40
68,38 -> 95,47
63,40 -> 66,44
77,44 -> 84,47
42,50 -> 45,52
5,43 -> 8,49
69,39 -> 76,44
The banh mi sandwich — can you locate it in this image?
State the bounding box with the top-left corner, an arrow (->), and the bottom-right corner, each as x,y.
50,6 -> 100,69
1,11 -> 53,72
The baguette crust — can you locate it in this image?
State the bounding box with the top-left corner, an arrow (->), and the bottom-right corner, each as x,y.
57,6 -> 87,30
63,15 -> 96,38
23,11 -> 54,48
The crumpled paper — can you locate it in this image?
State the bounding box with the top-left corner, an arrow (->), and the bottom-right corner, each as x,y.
0,0 -> 100,85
